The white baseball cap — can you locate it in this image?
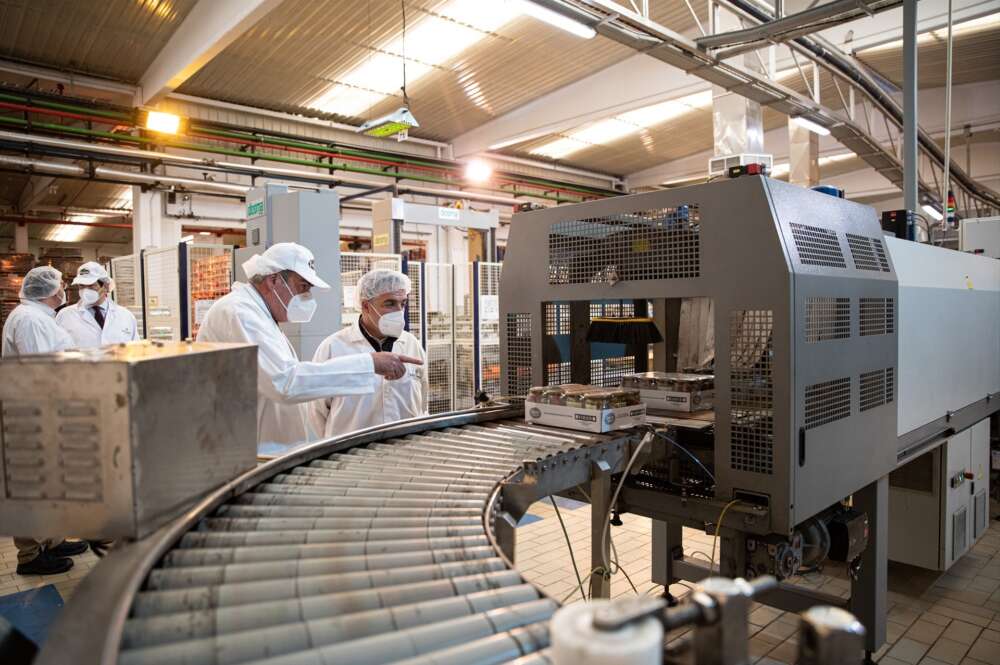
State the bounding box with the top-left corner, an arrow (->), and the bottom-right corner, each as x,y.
242,242 -> 331,290
71,261 -> 110,286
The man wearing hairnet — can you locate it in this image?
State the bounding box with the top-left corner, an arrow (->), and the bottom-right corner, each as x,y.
2,266 -> 90,575
310,269 -> 428,437
197,243 -> 421,447
56,261 -> 139,348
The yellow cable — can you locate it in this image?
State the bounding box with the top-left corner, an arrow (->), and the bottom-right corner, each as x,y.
710,499 -> 742,575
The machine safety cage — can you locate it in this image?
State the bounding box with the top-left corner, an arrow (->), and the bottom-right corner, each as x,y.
140,243 -> 235,341
109,254 -> 144,339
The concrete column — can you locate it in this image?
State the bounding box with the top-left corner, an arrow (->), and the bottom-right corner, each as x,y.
132,187 -> 181,254
14,223 -> 29,254
711,6 -> 765,157
788,121 -> 820,187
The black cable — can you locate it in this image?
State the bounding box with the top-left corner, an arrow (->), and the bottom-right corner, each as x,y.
648,427 -> 716,484
400,0 -> 409,107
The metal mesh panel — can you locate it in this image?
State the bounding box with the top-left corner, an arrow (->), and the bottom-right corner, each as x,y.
477,263 -> 503,400
142,247 -> 180,341
730,310 -> 774,475
548,206 -> 700,285
424,263 -> 454,414
847,233 -> 891,272
453,265 -> 475,410
589,301 -> 635,320
805,297 -> 850,342
590,356 -> 635,388
340,253 -> 402,329
804,377 -> 851,429
110,254 -> 143,338
545,362 -> 572,385
544,303 -> 570,336
859,297 -> 894,336
506,313 -> 533,400
187,245 -> 233,339
860,367 -> 895,412
790,223 -> 847,268
406,261 -> 423,344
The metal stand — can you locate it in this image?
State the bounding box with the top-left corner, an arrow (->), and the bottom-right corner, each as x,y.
849,476 -> 888,653
591,461 -> 612,599
652,519 -> 684,603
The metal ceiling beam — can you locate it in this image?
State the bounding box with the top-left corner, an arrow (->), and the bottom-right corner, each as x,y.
136,0 -> 284,107
17,174 -> 57,212
698,0 -> 902,56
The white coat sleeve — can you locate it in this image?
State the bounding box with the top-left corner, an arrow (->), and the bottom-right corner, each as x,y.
129,310 -> 140,341
307,338 -> 335,438
221,307 -> 376,405
16,317 -> 73,355
419,343 -> 430,415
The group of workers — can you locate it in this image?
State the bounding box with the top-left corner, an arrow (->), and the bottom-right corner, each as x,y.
1,242 -> 426,577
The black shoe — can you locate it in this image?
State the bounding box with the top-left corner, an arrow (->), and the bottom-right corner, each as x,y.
46,540 -> 89,557
15,552 -> 74,576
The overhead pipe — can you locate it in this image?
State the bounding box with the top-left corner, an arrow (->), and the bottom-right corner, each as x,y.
0,153 -> 85,176
0,128 -> 541,208
92,167 -> 249,195
0,215 -> 131,231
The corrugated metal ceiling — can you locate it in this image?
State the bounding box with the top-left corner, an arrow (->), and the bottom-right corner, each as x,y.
178,0 -> 706,141
0,0 -> 196,83
857,25 -> 1000,88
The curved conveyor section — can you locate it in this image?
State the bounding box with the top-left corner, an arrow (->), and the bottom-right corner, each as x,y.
38,406 -> 628,665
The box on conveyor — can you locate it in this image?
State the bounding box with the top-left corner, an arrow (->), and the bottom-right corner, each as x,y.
524,384 -> 646,433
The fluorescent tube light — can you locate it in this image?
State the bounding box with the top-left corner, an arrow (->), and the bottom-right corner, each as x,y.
516,0 -> 596,38
792,116 -> 831,136
922,204 -> 943,221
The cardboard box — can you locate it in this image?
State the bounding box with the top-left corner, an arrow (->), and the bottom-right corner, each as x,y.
525,401 -> 646,433
639,389 -> 714,413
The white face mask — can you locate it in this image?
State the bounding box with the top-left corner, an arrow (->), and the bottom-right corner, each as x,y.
79,287 -> 101,306
277,276 -> 316,323
56,289 -> 67,308
375,309 -> 406,338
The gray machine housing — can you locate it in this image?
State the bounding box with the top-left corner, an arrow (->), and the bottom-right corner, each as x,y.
0,342 -> 258,540
237,185 -> 342,360
500,176 -> 898,535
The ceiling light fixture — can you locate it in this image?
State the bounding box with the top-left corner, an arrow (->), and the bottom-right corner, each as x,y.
358,107 -> 420,140
516,0 -> 596,38
464,159 -> 493,183
922,204 -> 944,221
792,116 -> 831,136
142,110 -> 183,135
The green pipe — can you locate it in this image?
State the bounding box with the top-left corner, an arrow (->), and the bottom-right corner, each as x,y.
1,91 -> 611,198
0,116 -> 584,203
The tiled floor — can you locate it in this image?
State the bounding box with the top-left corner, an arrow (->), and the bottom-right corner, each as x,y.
2,506 -> 999,662
514,498 -> 1000,665
0,538 -> 101,636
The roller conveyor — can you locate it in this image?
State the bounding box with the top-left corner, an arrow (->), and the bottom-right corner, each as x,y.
37,405 -> 639,665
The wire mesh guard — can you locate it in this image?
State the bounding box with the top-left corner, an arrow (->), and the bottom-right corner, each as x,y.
548,205 -> 700,285
804,377 -> 852,430
729,310 -> 775,475
505,313 -> 533,401
187,246 -> 233,339
406,261 -> 423,344
110,255 -> 144,338
424,263 -> 454,415
142,247 -> 180,341
477,263 -> 503,401
804,297 -> 850,343
340,253 -> 402,329
859,297 -> 895,336
454,265 -> 475,410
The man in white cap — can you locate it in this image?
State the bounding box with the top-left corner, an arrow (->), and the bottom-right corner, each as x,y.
56,261 -> 139,348
2,266 -> 90,575
310,268 -> 428,438
197,242 -> 421,447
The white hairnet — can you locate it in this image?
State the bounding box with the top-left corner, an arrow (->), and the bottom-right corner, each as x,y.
356,268 -> 411,308
19,266 -> 64,301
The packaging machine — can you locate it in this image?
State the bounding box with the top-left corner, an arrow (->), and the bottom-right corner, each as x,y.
14,176 -> 998,664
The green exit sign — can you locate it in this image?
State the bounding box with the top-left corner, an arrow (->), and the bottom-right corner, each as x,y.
247,200 -> 265,218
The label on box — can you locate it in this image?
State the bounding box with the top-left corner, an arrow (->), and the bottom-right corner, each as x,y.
525,402 -> 646,433
639,389 -> 713,413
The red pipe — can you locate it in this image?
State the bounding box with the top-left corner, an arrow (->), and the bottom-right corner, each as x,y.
0,101 -> 123,126
0,215 -> 132,230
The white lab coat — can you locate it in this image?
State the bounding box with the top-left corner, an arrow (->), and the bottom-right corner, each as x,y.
309,319 -> 428,439
196,282 -> 376,446
55,299 -> 139,348
1,299 -> 75,357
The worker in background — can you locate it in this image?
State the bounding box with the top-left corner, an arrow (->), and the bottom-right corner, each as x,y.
56,261 -> 139,347
1,266 -> 89,575
197,242 -> 421,447
310,269 -> 428,438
